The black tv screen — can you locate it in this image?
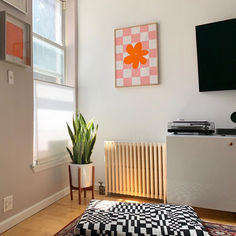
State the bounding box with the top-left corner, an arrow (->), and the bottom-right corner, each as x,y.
196,18 -> 236,92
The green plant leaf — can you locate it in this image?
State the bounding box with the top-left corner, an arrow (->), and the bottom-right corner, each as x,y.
66,147 -> 73,162
67,123 -> 75,145
73,117 -> 77,135
79,113 -> 86,127
73,144 -> 81,164
66,112 -> 98,164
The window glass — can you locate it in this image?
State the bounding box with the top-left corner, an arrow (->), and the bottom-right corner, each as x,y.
33,0 -> 62,45
33,37 -> 64,84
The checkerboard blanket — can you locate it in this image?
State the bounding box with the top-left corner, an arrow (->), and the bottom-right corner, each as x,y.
74,200 -> 210,236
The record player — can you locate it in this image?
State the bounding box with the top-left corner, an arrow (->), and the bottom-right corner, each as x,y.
168,120 -> 215,135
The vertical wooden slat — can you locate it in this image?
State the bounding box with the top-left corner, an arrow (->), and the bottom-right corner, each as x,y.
122,143 -> 126,194
133,143 -> 137,196
112,142 -> 115,193
104,142 -> 108,195
141,143 -> 145,197
92,166 -> 95,199
145,143 -> 150,197
126,143 -> 130,194
78,167 -> 81,204
158,144 -> 163,199
137,144 -> 141,196
115,143 -> 119,193
150,144 -> 154,198
130,143 -> 133,195
118,143 -> 123,194
68,165 -> 73,200
104,141 -> 165,201
154,144 -> 158,199
108,142 -> 112,193
162,144 -> 167,203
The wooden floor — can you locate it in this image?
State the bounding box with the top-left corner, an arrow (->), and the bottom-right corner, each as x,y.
1,191 -> 236,235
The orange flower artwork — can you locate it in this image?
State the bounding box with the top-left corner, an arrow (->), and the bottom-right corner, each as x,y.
115,23 -> 158,88
124,42 -> 148,69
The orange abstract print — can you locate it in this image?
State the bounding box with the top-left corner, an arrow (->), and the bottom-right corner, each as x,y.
115,23 -> 158,87
6,21 -> 24,60
124,42 -> 148,69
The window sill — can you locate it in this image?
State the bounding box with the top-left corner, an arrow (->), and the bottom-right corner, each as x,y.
32,156 -> 71,173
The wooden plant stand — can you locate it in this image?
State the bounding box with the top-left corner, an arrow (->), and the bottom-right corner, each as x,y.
68,165 -> 95,204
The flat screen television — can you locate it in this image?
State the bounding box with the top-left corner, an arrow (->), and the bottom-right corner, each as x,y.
196,18 -> 236,92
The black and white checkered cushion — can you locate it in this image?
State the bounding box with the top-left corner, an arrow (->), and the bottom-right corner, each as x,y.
74,200 -> 210,236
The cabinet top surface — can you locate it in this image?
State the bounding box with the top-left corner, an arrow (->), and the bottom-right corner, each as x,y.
167,134 -> 236,139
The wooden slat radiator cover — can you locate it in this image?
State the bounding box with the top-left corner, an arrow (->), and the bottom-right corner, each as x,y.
104,141 -> 167,202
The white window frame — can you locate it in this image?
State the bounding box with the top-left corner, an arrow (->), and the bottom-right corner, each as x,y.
33,0 -> 66,85
33,33 -> 66,84
32,0 -> 74,172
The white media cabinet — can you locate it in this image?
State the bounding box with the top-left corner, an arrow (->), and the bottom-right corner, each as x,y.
166,135 -> 236,212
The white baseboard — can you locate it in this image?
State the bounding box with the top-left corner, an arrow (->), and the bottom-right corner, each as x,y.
0,187 -> 70,234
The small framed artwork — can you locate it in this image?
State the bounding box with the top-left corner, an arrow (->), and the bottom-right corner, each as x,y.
0,11 -> 31,67
114,23 -> 159,88
1,0 -> 28,14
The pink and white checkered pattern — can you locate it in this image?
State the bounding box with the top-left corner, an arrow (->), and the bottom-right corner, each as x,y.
115,23 -> 158,88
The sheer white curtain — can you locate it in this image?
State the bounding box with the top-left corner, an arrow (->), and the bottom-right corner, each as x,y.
33,80 -> 74,165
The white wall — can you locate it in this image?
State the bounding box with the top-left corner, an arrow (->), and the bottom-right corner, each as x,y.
77,0 -> 236,183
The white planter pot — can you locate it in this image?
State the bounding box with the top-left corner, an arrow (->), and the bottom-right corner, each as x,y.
69,163 -> 93,188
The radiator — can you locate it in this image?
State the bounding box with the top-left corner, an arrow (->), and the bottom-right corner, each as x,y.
104,141 -> 167,202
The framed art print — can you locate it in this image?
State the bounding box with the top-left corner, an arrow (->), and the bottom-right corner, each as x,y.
115,23 -> 159,88
1,0 -> 27,14
0,11 -> 31,67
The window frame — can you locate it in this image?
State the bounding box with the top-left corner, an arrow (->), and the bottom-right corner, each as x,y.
32,0 -> 74,172
32,0 -> 67,86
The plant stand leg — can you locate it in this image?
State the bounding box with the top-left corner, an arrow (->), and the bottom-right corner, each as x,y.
92,166 -> 95,199
68,165 -> 73,200
78,167 -> 81,204
84,190 -> 86,198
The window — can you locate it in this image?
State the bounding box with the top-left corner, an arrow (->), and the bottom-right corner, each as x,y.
33,0 -> 74,170
33,0 -> 64,84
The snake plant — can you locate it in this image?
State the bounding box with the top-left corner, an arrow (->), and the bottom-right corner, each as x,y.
66,113 -> 98,164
